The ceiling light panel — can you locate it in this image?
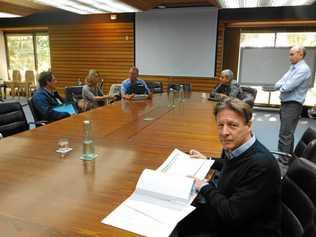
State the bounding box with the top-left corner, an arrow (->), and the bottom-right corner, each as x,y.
0,12 -> 21,18
219,0 -> 316,8
35,0 -> 139,14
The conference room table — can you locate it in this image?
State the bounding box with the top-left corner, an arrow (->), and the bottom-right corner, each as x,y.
0,92 -> 222,237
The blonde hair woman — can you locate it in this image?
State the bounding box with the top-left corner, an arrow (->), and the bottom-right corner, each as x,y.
82,69 -> 109,110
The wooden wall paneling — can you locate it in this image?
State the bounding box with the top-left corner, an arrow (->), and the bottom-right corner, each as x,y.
49,22 -> 134,94
223,27 -> 240,77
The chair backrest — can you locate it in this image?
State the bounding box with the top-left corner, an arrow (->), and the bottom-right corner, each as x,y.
12,70 -> 22,82
25,70 -> 36,85
294,127 -> 316,157
109,84 -> 121,97
302,139 -> 316,164
64,86 -> 83,103
0,102 -> 28,137
28,98 -> 41,124
240,86 -> 257,107
145,80 -> 163,94
281,158 -> 316,237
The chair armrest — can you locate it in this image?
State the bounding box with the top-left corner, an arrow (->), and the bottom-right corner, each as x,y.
28,121 -> 47,127
271,151 -> 293,159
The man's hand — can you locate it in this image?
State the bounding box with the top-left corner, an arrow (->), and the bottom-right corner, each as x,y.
123,93 -> 135,100
189,149 -> 207,159
188,176 -> 208,192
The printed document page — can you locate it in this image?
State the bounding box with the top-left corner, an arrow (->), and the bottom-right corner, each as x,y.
157,148 -> 214,180
102,169 -> 196,237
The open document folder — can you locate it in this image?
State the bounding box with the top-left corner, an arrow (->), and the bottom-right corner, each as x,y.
102,149 -> 214,237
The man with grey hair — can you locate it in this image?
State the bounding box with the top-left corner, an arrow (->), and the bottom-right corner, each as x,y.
210,69 -> 241,100
273,46 -> 311,167
172,98 -> 281,237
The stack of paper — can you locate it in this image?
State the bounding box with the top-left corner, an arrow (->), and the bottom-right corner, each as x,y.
102,148 -> 214,237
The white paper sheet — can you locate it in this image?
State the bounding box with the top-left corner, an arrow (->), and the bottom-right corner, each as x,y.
157,148 -> 214,180
102,198 -> 195,237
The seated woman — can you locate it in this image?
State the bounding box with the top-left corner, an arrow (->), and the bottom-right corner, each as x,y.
82,70 -> 110,110
210,69 -> 242,100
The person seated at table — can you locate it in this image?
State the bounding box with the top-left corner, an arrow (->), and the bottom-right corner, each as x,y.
32,71 -> 70,122
172,98 -> 281,237
121,66 -> 152,100
210,69 -> 242,100
82,69 -> 111,110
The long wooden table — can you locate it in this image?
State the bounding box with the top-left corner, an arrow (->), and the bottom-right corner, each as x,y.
0,92 -> 221,237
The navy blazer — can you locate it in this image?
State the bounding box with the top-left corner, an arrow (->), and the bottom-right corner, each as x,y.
32,88 -> 70,122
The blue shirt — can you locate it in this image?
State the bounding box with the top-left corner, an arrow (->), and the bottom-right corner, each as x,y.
121,78 -> 150,95
228,134 -> 256,160
274,59 -> 311,104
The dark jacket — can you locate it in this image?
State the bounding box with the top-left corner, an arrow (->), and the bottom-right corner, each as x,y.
32,88 -> 70,122
211,80 -> 242,98
199,140 -> 281,237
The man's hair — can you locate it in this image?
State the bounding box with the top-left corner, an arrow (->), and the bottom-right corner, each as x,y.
129,66 -> 139,73
221,69 -> 234,81
38,71 -> 53,88
291,45 -> 306,58
213,98 -> 252,124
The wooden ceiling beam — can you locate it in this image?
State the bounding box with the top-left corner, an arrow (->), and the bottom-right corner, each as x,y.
208,0 -> 221,8
0,2 -> 36,16
118,0 -> 153,11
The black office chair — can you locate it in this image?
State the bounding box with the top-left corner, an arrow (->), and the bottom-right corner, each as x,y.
239,86 -> 257,107
302,139 -> 316,164
281,158 -> 316,237
27,98 -> 47,126
145,80 -> 163,94
64,86 -> 83,103
0,101 -> 29,137
273,127 -> 316,176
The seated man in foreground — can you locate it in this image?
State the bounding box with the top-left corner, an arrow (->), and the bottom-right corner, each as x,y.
32,71 -> 70,122
121,66 -> 152,100
210,69 -> 241,100
174,98 -> 281,237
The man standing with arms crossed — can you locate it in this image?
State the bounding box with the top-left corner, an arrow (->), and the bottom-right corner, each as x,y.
274,46 -> 311,170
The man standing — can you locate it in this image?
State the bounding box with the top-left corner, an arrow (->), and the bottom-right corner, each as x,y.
173,98 -> 281,237
274,46 -> 311,156
121,67 -> 152,100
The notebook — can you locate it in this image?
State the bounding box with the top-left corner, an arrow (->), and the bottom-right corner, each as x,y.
52,103 -> 77,115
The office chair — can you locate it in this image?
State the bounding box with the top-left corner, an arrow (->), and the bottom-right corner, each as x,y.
145,80 -> 163,93
64,86 -> 83,103
239,86 -> 257,107
108,84 -> 121,97
27,98 -> 47,126
281,158 -> 316,237
0,101 -> 29,137
274,127 -> 316,177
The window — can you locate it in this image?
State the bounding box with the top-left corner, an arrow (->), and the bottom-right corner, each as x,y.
239,31 -> 316,106
5,32 -> 51,79
240,33 -> 275,47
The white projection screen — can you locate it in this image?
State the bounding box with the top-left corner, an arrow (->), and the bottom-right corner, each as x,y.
135,7 -> 218,77
238,47 -> 316,86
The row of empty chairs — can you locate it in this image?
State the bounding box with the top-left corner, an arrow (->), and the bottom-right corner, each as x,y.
6,70 -> 37,98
